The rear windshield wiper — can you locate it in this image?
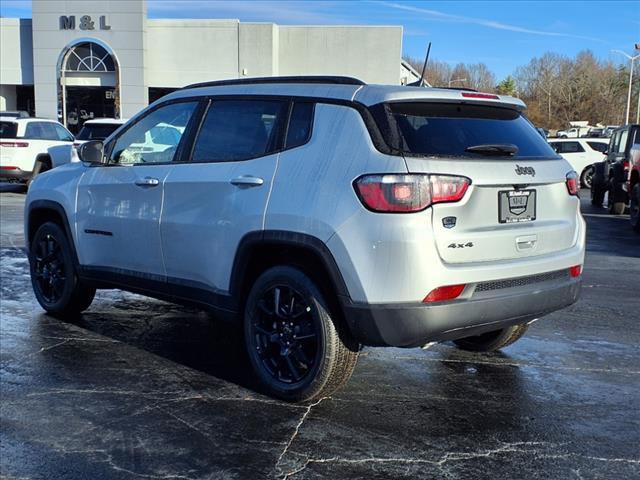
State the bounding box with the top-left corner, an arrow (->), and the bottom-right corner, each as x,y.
465,144 -> 519,156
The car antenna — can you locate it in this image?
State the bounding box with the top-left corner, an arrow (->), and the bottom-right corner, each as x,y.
408,42 -> 431,87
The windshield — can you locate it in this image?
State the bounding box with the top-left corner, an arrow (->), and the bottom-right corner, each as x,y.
76,123 -> 121,140
385,103 -> 558,159
0,121 -> 18,138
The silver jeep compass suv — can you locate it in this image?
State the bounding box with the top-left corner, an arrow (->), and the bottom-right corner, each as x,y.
25,76 -> 585,402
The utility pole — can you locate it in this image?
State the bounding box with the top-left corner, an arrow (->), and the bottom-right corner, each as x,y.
612,49 -> 640,125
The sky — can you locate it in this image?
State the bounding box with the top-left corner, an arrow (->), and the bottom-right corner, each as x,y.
1,0 -> 638,79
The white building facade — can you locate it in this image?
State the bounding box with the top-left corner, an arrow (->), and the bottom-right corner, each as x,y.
0,0 -> 408,132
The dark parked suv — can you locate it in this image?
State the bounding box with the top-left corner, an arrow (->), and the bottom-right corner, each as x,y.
591,124 -> 640,214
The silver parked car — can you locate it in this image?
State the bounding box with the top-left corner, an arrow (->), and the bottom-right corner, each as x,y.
25,76 -> 585,401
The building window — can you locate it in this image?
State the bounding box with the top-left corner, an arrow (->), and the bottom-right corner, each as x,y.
64,42 -> 115,72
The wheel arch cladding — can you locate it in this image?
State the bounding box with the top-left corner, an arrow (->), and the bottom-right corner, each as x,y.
230,231 -> 354,313
27,200 -> 78,264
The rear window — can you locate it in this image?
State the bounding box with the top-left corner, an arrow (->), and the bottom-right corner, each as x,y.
0,121 -> 18,138
586,141 -> 607,153
76,123 -> 121,140
386,103 -> 558,159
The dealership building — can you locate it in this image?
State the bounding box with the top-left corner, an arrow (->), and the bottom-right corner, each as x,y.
0,0 -> 418,132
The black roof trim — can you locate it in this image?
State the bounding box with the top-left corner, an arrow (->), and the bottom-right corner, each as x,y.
434,86 -> 478,92
183,76 -> 366,89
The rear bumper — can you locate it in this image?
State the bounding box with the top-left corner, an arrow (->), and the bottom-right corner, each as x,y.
0,168 -> 31,182
342,276 -> 581,347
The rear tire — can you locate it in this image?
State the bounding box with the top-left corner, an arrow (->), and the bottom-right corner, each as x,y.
29,222 -> 95,317
630,184 -> 640,233
243,266 -> 359,402
453,323 -> 529,352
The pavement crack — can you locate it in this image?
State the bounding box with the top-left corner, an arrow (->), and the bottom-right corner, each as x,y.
275,396 -> 328,477
281,442 -> 640,479
37,339 -> 71,353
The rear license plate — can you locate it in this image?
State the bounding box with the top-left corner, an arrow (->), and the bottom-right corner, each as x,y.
499,189 -> 536,223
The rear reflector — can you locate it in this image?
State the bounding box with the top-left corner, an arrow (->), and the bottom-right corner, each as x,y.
569,265 -> 582,278
0,141 -> 29,148
423,284 -> 466,303
566,171 -> 579,196
461,92 -> 500,100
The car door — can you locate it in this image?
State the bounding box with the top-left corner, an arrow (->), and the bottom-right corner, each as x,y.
75,100 -> 200,279
160,98 -> 289,297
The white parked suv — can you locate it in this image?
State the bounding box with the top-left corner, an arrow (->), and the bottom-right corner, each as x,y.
0,116 -> 75,185
548,138 -> 608,188
25,77 -> 585,401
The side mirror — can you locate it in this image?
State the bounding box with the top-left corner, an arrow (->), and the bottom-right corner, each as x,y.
78,140 -> 105,164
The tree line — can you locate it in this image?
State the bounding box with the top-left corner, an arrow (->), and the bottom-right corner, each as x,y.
404,50 -> 639,129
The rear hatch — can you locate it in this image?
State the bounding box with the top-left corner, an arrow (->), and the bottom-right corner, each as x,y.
386,100 -> 579,264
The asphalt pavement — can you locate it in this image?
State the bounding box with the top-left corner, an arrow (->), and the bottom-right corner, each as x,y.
1,191 -> 638,480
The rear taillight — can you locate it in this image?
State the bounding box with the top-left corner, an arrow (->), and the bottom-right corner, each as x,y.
461,92 -> 500,100
354,174 -> 470,213
566,171 -> 579,196
423,284 -> 466,303
569,265 -> 582,278
0,141 -> 29,148
0,166 -> 19,170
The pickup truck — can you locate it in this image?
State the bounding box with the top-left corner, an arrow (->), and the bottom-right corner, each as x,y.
590,124 -> 639,222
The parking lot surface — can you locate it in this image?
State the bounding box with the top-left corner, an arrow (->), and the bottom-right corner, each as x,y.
1,191 -> 639,480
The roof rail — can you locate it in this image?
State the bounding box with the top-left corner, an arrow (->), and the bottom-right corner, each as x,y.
183,76 -> 366,89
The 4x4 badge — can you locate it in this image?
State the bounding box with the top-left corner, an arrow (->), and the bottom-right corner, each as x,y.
515,165 -> 536,177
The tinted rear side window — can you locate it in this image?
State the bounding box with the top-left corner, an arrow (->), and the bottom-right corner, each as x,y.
77,123 -> 121,140
0,122 -> 18,138
387,103 -> 557,159
192,100 -> 287,162
285,102 -> 314,149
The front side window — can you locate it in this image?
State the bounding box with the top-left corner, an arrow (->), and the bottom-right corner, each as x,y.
54,124 -> 74,142
386,103 -> 557,159
111,102 -> 198,165
192,100 -> 287,162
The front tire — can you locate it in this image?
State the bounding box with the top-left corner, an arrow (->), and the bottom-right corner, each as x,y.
29,222 -> 95,316
580,166 -> 594,189
244,266 -> 359,402
453,323 -> 529,352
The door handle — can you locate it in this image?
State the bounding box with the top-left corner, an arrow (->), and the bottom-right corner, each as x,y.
230,176 -> 264,187
134,177 -> 160,187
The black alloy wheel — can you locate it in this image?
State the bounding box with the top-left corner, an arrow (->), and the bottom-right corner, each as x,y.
30,222 -> 95,316
244,266 -> 359,402
249,285 -> 319,384
33,232 -> 67,304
